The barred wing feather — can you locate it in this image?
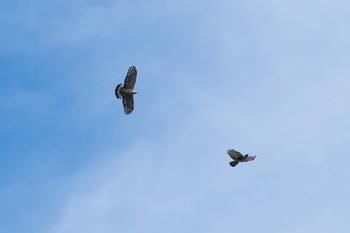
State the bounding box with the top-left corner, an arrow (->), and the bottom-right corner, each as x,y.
123,95 -> 134,114
123,66 -> 137,90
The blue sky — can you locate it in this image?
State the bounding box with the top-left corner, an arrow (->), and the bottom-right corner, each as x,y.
1,0 -> 350,232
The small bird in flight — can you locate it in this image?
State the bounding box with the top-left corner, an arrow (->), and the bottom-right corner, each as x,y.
115,66 -> 138,114
226,149 -> 256,167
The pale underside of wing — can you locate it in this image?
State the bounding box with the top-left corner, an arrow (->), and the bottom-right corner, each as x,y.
242,155 -> 256,162
123,66 -> 137,90
123,95 -> 134,114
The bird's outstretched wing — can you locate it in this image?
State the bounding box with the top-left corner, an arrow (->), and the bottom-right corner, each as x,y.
243,155 -> 256,162
227,149 -> 243,160
123,95 -> 134,114
123,66 -> 137,90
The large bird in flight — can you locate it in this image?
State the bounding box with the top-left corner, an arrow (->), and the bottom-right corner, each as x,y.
226,149 -> 256,167
115,66 -> 137,114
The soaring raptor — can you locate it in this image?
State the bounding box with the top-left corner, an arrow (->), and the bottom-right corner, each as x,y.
226,149 -> 256,167
115,66 -> 137,114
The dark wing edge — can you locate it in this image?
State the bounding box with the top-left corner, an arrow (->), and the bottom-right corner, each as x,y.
123,95 -> 134,114
123,66 -> 137,89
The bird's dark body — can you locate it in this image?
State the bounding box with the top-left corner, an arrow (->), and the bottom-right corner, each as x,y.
115,66 -> 137,114
226,149 -> 256,167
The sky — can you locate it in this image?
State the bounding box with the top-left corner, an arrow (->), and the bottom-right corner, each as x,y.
1,0 -> 350,232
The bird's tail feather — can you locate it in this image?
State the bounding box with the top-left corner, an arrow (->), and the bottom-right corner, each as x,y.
229,160 -> 239,167
115,84 -> 123,99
